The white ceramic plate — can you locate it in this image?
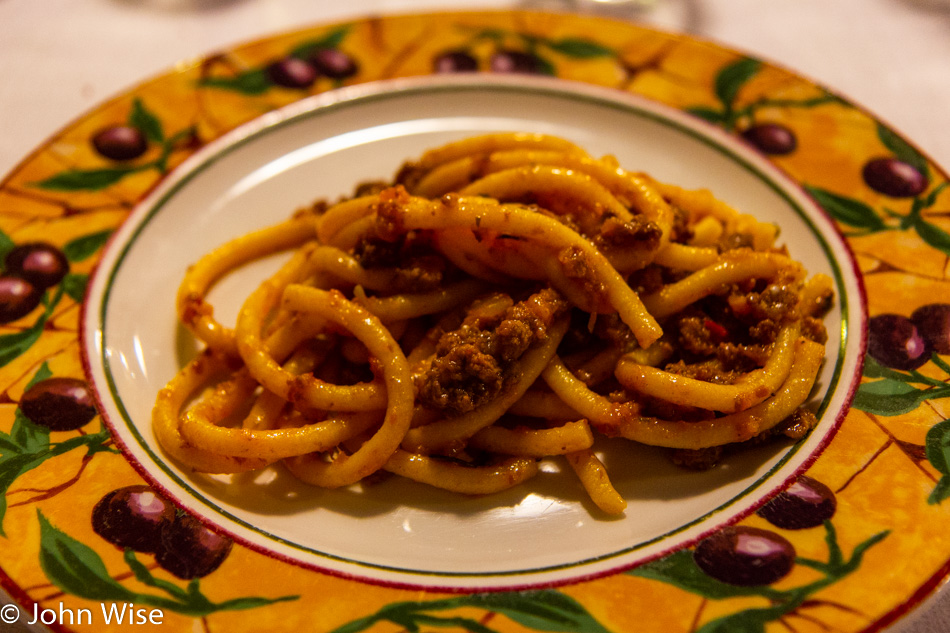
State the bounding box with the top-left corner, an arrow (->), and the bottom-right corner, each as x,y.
83,75 -> 864,591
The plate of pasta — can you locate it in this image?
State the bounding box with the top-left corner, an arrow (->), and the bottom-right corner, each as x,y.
83,74 -> 863,589
7,10 -> 950,632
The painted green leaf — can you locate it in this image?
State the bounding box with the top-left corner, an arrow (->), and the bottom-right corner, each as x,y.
0,450 -> 38,477
804,186 -> 886,230
198,69 -> 271,95
471,27 -> 507,42
759,93 -> 843,110
128,98 -> 165,144
877,122 -> 929,179
925,419 -> 950,475
847,529 -> 890,569
61,273 -> 89,303
0,309 -> 49,369
861,355 -> 928,383
329,591 -> 608,633
467,591 -> 611,633
121,549 -> 297,614
0,286 -> 62,368
0,435 -> 21,453
38,511 -> 136,601
32,166 -> 139,192
541,58 -> 558,76
545,38 -> 615,58
933,353 -> 950,376
0,228 -> 15,265
914,217 -> 950,256
24,360 -> 54,383
629,550 -> 771,600
714,57 -> 761,108
852,380 -> 945,416
856,377 -> 922,396
328,614 -> 380,633
697,607 -> 781,633
123,549 -> 192,602
0,454 -> 48,536
64,229 -> 113,262
48,433 -> 111,461
213,595 -> 302,612
12,362 -> 53,447
928,476 -> 950,505
10,408 -> 50,456
920,181 -> 949,209
289,26 -> 351,58
686,106 -> 726,125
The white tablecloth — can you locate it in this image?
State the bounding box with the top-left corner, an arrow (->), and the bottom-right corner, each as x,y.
1,0 -> 949,630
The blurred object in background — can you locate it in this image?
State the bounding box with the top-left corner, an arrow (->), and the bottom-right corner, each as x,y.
904,0 -> 950,10
519,0 -> 704,33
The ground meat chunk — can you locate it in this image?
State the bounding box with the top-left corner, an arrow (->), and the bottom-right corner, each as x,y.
591,312 -> 637,352
714,342 -> 770,372
728,271 -> 803,328
416,288 -> 568,415
749,318 -> 780,343
352,180 -> 391,197
352,235 -> 402,269
670,406 -> 818,471
673,314 -> 771,373
557,246 -> 609,311
664,359 -> 741,385
626,264 -> 665,295
391,255 -> 446,293
718,231 -> 755,251
494,318 -> 534,362
667,203 -> 693,243
801,316 -> 828,344
777,407 -> 818,440
531,205 -> 585,235
393,161 -> 424,191
677,316 -> 717,356
418,332 -> 504,413
352,234 -> 449,293
595,215 -> 662,252
809,289 -> 834,317
747,285 -> 800,323
671,446 -> 724,471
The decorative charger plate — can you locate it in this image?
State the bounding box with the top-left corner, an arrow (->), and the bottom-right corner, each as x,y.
1,10 -> 949,633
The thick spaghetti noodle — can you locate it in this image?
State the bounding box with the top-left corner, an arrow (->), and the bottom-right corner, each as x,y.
154,133 -> 833,515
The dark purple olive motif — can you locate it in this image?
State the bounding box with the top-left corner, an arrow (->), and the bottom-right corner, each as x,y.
0,276 -> 42,323
265,57 -> 319,88
310,48 -> 358,79
155,513 -> 233,579
693,525 -> 796,586
4,242 -> 69,289
91,125 -> 148,161
862,157 -> 928,198
490,49 -> 545,74
741,123 -> 798,155
867,313 -> 930,370
757,475 -> 836,529
92,486 -> 177,554
20,377 -> 98,431
433,50 -> 479,73
911,303 -> 950,355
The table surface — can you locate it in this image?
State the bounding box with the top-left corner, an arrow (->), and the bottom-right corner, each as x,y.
1,0 -> 949,631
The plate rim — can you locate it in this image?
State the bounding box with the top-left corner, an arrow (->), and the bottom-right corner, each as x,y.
81,72 -> 867,591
